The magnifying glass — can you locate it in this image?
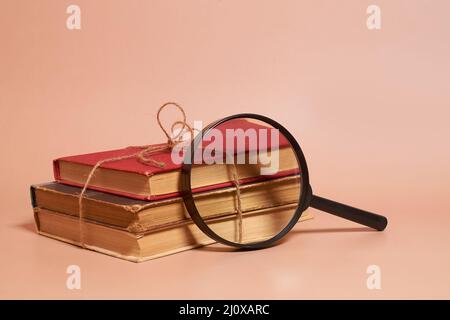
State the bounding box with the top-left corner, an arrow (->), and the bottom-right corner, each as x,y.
182,114 -> 388,249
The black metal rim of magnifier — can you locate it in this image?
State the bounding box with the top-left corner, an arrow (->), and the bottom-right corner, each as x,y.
181,113 -> 311,249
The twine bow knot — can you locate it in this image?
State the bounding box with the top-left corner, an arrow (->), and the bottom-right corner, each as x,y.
77,102 -> 244,248
77,102 -> 193,247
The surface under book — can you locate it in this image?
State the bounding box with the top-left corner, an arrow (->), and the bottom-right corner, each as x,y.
34,205 -> 313,262
31,175 -> 302,233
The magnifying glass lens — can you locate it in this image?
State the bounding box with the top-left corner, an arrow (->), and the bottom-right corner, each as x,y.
189,117 -> 303,245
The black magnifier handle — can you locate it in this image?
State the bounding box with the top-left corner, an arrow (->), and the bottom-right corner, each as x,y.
309,195 -> 388,231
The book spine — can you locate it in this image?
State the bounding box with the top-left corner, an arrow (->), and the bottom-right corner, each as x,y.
53,159 -> 62,181
30,185 -> 37,208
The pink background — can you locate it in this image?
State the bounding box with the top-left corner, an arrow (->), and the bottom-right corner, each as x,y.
1,0 -> 450,298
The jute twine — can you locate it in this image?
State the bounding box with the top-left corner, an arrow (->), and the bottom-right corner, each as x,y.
77,103 -> 244,247
230,165 -> 243,243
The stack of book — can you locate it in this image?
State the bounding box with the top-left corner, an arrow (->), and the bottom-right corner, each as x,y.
31,127 -> 312,262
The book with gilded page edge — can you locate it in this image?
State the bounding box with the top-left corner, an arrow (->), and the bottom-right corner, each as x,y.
31,175 -> 303,233
53,119 -> 299,200
33,206 -> 313,262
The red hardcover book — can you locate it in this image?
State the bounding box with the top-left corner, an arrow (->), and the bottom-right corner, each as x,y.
53,120 -> 299,200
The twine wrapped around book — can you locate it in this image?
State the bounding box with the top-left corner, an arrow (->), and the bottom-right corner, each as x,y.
230,166 -> 243,243
77,102 -> 245,247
